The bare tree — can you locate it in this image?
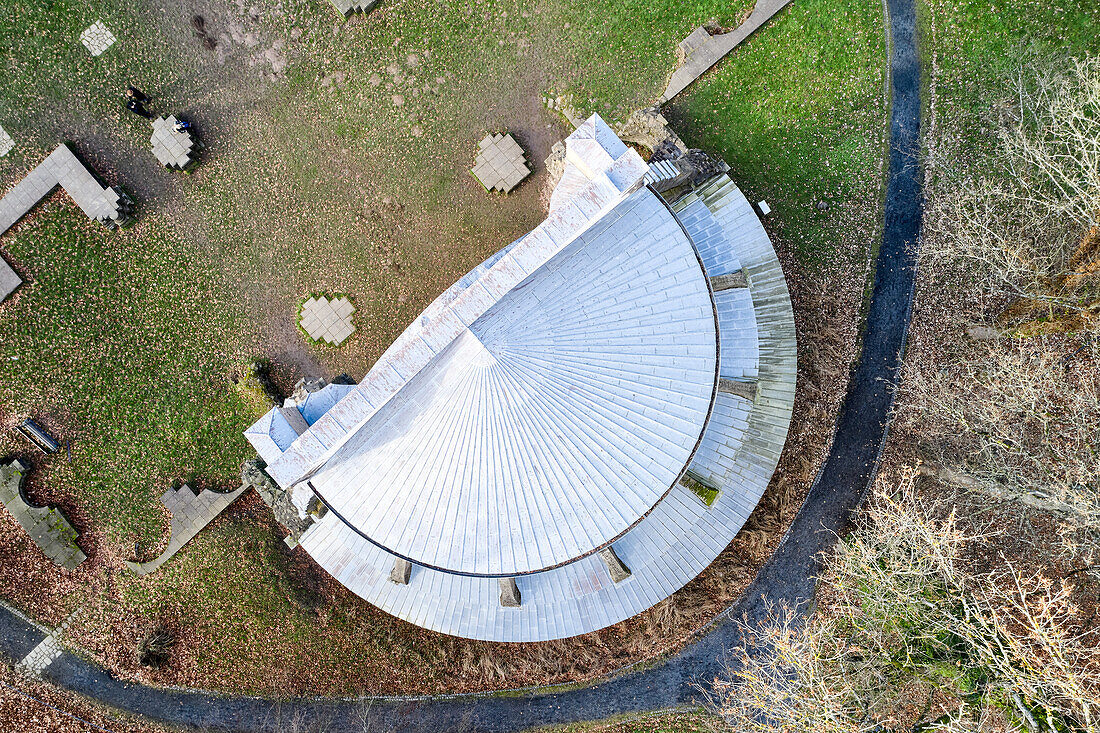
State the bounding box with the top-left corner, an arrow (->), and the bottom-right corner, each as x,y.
903,335 -> 1100,555
925,56 -> 1100,334
715,474 -> 1100,732
909,55 -> 1100,564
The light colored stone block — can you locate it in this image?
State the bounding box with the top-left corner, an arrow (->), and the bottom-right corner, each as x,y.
0,125 -> 13,157
301,294 -> 355,345
471,133 -> 531,193
125,483 -> 247,576
79,21 -> 116,57
498,578 -> 521,607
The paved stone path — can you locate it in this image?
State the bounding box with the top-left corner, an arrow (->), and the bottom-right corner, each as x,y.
16,607 -> 80,676
79,21 -> 116,57
0,143 -> 133,303
0,460 -> 86,570
660,0 -> 795,102
471,133 -> 531,193
17,634 -> 63,675
300,295 -> 355,345
0,0 -> 923,724
126,484 -> 248,576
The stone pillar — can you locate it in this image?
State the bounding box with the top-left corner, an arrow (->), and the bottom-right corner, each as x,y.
278,406 -> 310,436
389,557 -> 412,585
498,577 -> 521,607
710,269 -> 748,291
718,377 -> 758,401
599,546 -> 632,584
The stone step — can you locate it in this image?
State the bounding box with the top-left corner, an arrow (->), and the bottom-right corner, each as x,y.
642,159 -> 681,186
675,197 -> 741,276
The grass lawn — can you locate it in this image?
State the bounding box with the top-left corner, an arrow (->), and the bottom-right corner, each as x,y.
669,0 -> 888,270
921,0 -> 1098,158
0,0 -> 887,698
541,712 -> 718,733
0,207 -> 253,552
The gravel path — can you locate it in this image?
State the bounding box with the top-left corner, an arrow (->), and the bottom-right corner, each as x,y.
0,0 -> 923,727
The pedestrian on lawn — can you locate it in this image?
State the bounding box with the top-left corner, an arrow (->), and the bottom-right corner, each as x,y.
125,98 -> 151,118
124,85 -> 148,103
124,85 -> 152,118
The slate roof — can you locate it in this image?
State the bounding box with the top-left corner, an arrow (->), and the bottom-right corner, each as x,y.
308,189 -> 717,575
245,383 -> 357,465
260,117 -> 650,493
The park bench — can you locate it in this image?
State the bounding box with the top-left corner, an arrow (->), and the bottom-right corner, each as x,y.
16,419 -> 60,454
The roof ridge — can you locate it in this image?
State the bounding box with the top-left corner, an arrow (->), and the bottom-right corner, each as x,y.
263,148 -> 649,490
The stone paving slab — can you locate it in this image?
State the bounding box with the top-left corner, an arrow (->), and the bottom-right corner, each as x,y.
0,259 -> 19,301
17,634 -> 62,675
79,21 -> 116,57
150,116 -> 195,169
0,125 -> 13,157
126,483 -> 248,576
329,0 -> 379,16
15,605 -> 81,676
471,133 -> 531,193
0,143 -> 133,303
0,460 -> 86,570
300,295 -> 355,346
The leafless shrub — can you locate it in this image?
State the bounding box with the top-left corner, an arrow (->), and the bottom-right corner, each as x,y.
350,700 -> 393,733
136,626 -> 175,670
715,474 -> 1100,732
263,702 -> 334,733
902,335 -> 1100,553
924,56 -> 1100,333
713,604 -> 877,733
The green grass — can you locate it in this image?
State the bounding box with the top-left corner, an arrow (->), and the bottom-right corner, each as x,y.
670,0 -> 888,269
922,0 -> 1099,162
0,209 -> 253,548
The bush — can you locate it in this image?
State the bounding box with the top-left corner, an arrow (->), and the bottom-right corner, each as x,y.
136,626 -> 176,670
233,357 -> 279,411
714,474 -> 1100,732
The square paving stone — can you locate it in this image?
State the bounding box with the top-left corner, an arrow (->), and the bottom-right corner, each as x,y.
471,133 -> 531,193
79,21 -> 116,56
0,126 -> 14,157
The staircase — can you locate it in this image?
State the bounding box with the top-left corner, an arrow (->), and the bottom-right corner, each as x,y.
329,0 -> 379,17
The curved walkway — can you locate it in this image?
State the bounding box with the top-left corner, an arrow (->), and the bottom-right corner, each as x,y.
0,0 -> 922,727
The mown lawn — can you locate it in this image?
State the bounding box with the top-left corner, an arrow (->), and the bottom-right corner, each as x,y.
0,0 -> 888,697
922,0 -> 1098,155
670,0 -> 888,269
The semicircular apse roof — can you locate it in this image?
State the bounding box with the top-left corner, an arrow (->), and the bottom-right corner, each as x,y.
308,189 -> 718,576
246,114 -> 797,641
